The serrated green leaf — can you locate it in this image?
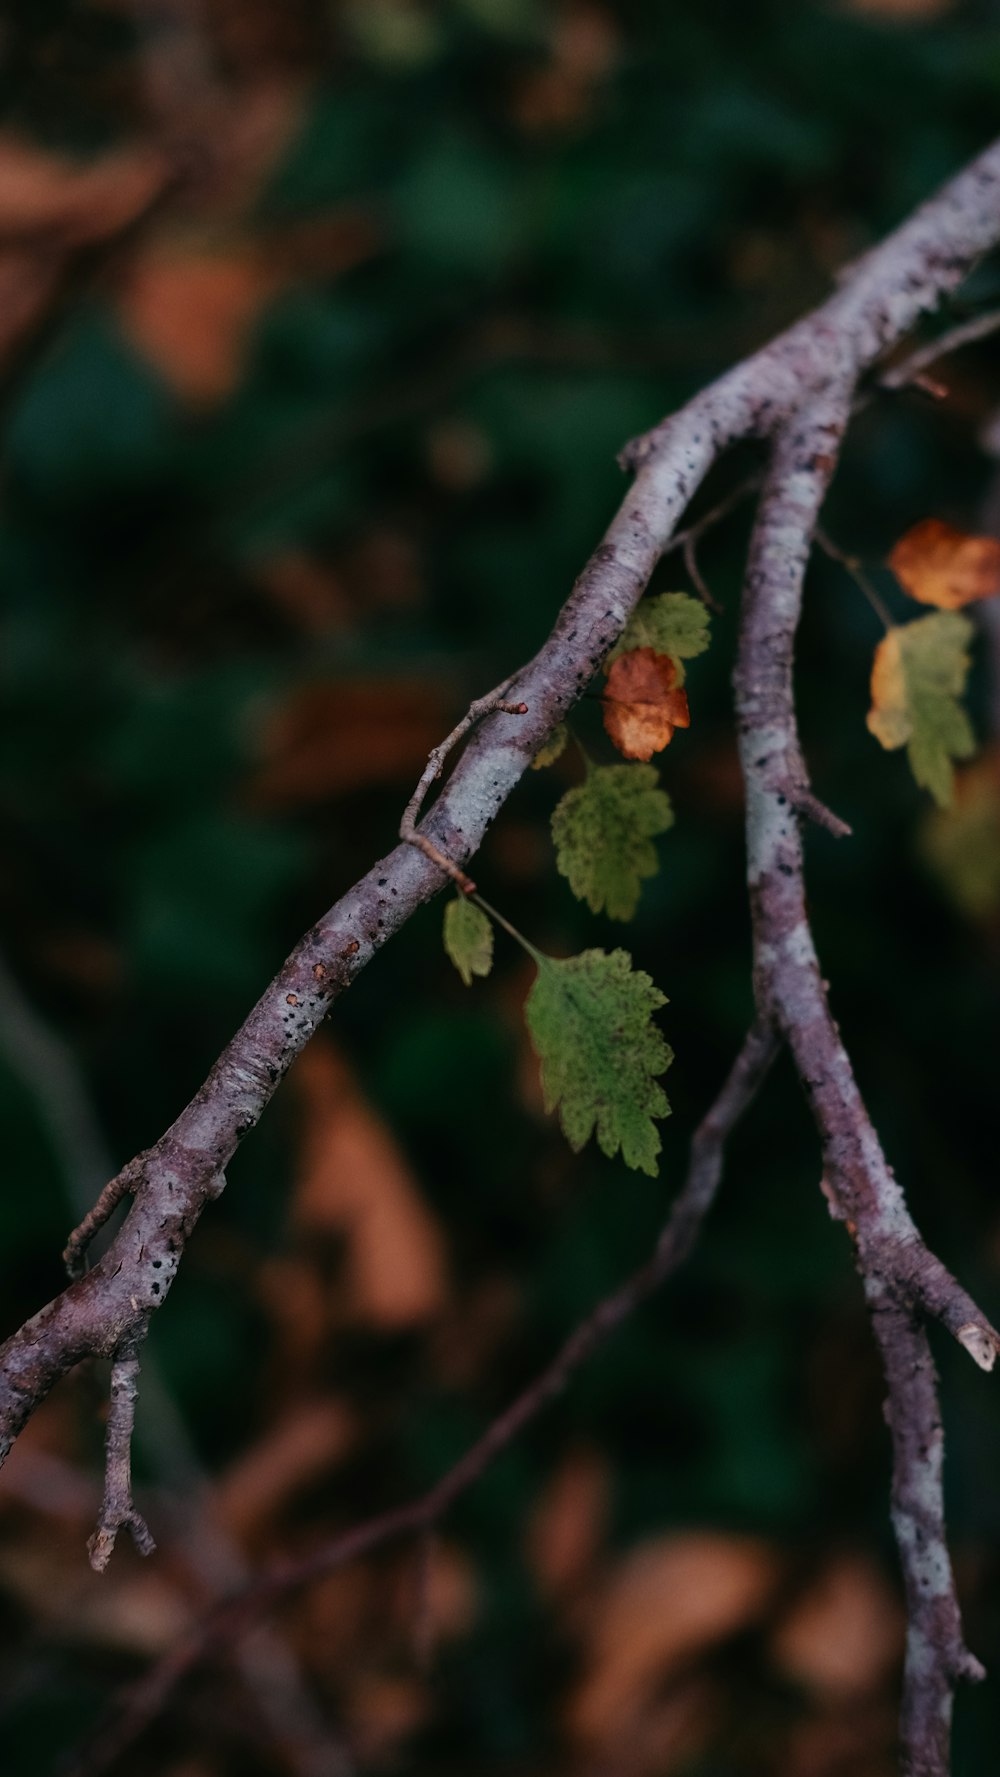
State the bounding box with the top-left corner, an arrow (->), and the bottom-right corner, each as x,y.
443,895 -> 493,986
551,762 -> 673,920
607,592 -> 711,684
867,611 -> 975,806
530,722 -> 569,770
525,948 -> 672,1175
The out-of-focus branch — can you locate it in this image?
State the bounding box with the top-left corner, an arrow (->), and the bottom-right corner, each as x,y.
68,1021 -> 779,1777
0,952 -> 353,1776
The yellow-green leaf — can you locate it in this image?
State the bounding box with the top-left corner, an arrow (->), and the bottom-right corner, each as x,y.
530,723 -> 569,770
867,611 -> 975,807
607,592 -> 711,685
551,762 -> 673,921
920,758 -> 1000,919
443,895 -> 493,986
525,948 -> 672,1175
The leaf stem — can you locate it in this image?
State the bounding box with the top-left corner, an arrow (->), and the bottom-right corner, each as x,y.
471,894 -> 544,966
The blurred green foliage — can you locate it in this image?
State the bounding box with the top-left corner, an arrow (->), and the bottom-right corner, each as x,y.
2,2 -> 1000,1774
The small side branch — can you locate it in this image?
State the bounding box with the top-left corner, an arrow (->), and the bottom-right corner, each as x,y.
63,1155 -> 145,1280
88,1344 -> 156,1574
68,1022 -> 779,1776
880,306 -> 1000,393
400,686 -> 529,891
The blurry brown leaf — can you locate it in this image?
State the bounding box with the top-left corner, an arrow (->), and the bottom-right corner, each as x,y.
0,135 -> 172,370
250,677 -> 451,806
771,1554 -> 904,1697
526,1446 -> 610,1597
568,1532 -> 777,1745
785,1700 -> 898,1777
847,0 -> 954,14
430,1274 -> 522,1389
0,135 -> 169,244
514,2 -> 619,134
345,1674 -> 430,1765
215,1398 -> 357,1539
406,1539 -> 478,1646
270,208 -> 382,282
888,518 -> 1000,609
425,418 -> 494,490
258,1253 -> 335,1370
342,529 -> 425,612
0,1538 -> 189,1652
255,553 -> 353,635
290,1040 -> 448,1326
602,648 -> 690,760
116,238 -> 277,403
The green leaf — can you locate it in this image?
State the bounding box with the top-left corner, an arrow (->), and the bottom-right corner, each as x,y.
525,948 -> 672,1175
607,592 -> 711,684
920,767 -> 1000,919
530,722 -> 569,770
867,612 -> 975,807
443,895 -> 494,986
551,762 -> 673,920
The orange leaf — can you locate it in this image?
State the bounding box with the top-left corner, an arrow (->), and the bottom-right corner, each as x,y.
289,1041 -> 448,1328
602,648 -> 690,760
888,519 -> 1000,609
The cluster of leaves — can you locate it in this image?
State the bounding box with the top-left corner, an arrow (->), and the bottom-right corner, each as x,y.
443,592 -> 710,1176
867,519 -> 1000,805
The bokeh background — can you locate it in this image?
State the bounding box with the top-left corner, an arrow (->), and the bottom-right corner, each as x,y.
2,2 -> 1000,1773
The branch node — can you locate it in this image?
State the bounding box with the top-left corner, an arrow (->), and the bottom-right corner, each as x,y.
400,687 -> 527,892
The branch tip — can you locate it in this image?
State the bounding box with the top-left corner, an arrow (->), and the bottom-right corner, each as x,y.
957,1322 -> 999,1372
791,789 -> 853,839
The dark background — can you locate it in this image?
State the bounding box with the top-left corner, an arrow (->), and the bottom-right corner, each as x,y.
1,2 -> 1000,1773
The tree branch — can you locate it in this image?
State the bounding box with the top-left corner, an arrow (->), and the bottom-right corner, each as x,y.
68,1021 -> 779,1777
1,134 -> 1000,1777
734,410 -> 994,1777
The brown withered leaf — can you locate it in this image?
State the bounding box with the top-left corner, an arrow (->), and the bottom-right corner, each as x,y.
289,1040 -> 448,1327
525,1445 -> 610,1597
0,134 -> 168,244
568,1531 -> 777,1746
770,1554 -> 903,1697
888,518 -> 1000,609
249,676 -> 451,806
602,647 -> 690,760
116,240 -> 277,405
215,1398 -> 357,1540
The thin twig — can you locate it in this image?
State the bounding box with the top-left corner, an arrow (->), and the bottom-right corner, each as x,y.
63,1156 -> 146,1280
815,525 -> 895,631
67,1022 -> 779,1777
87,1346 -> 156,1573
400,686 -> 528,891
880,306 -> 1000,391
662,470 -> 765,609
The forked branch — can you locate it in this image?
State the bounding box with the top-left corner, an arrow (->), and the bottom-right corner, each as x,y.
69,1021 -> 779,1777
1,129 -> 999,1777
